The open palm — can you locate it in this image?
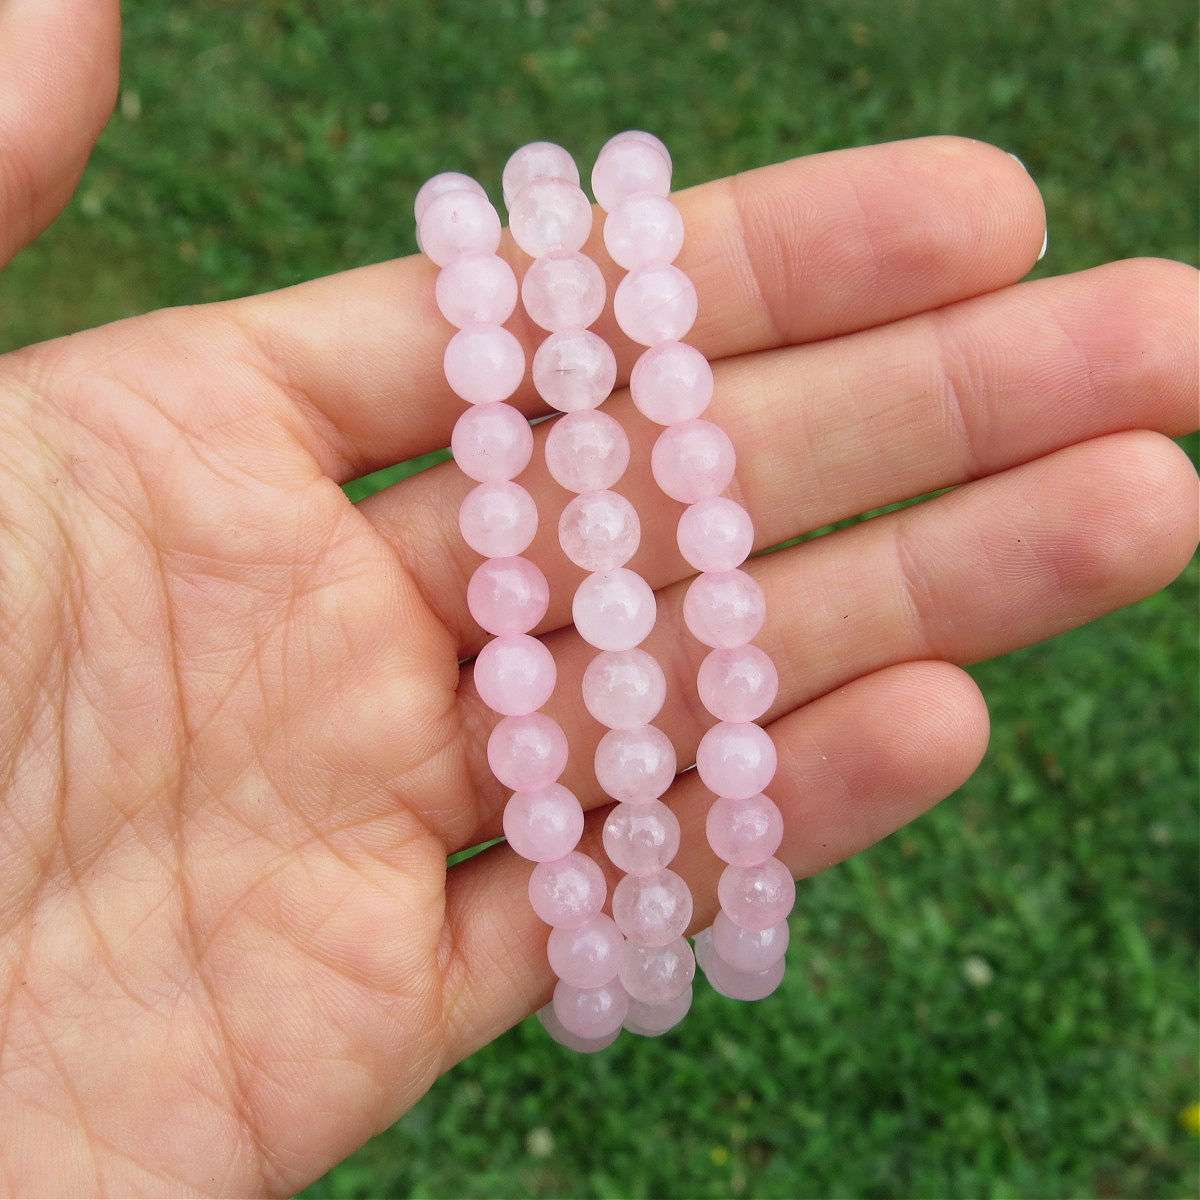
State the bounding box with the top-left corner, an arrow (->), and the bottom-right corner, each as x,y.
1,6 -> 1196,1196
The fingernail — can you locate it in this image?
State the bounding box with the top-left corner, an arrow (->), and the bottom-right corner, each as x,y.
1007,152 -> 1048,263
1038,229 -> 1048,261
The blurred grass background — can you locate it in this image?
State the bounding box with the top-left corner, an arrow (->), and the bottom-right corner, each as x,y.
2,1 -> 1196,1197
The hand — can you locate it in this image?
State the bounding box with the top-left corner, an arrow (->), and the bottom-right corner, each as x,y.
1,5 -> 1196,1196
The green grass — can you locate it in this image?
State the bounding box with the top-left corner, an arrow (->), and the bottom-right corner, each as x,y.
3,2 -> 1197,1197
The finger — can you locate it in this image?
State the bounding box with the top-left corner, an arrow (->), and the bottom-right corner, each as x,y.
438,659 -> 990,1065
223,136 -> 1045,477
364,257 -> 1199,655
0,0 -> 121,267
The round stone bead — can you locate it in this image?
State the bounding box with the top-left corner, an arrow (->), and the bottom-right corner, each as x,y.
537,1002 -> 618,1053
582,648 -> 667,728
435,253 -> 518,328
600,129 -> 672,172
467,556 -> 549,635
677,498 -> 753,572
528,850 -> 606,929
419,189 -> 502,267
487,713 -> 569,792
521,251 -> 606,333
683,569 -> 766,649
532,330 -> 617,413
552,978 -> 629,1039
545,410 -> 630,493
617,937 -> 695,1003
694,927 -> 786,1001
473,634 -> 556,716
458,482 -> 538,558
572,568 -> 656,652
443,325 -> 525,404
558,490 -> 640,572
503,784 -> 584,862
594,725 -> 677,802
695,721 -> 778,800
706,793 -> 784,866
650,420 -> 736,503
502,141 -> 580,208
696,645 -> 779,723
711,910 -> 789,974
591,139 -> 672,213
613,265 -> 698,346
510,177 -> 593,257
602,800 -> 681,875
547,914 -> 623,989
603,192 -> 685,270
451,403 -> 533,483
414,171 -> 486,222
612,868 -> 693,946
629,341 -> 714,425
717,858 -> 796,931
624,984 -> 692,1036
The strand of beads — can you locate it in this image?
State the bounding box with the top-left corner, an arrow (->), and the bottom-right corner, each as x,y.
597,132 -> 795,1003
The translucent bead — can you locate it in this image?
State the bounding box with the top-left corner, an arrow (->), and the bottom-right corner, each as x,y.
695,721 -> 778,800
629,341 -> 714,426
717,858 -> 796,931
521,251 -> 606,333
602,800 -> 680,875
502,141 -> 580,209
600,130 -> 672,173
487,713 -> 569,792
613,265 -> 697,346
650,420 -> 736,503
558,490 -> 640,572
443,325 -> 525,404
594,725 -> 677,802
552,978 -> 629,1039
547,914 -> 624,989
532,330 -> 617,413
509,177 -> 593,257
537,1002 -> 618,1053
414,172 -> 486,223
683,570 -> 766,649
677,497 -> 753,572
435,253 -> 518,328
528,851 -> 606,929
612,868 -> 693,946
618,937 -> 695,1003
545,410 -> 630,493
503,784 -> 584,862
458,481 -> 538,557
572,568 -> 656,652
695,927 -> 786,1001
624,984 -> 692,1036
451,403 -> 533,483
696,645 -> 779,723
582,648 -> 667,728
711,910 -> 789,974
706,793 -> 784,866
467,555 -> 549,635
473,634 -> 556,716
591,139 -> 672,213
419,189 -> 502,267
603,193 -> 685,270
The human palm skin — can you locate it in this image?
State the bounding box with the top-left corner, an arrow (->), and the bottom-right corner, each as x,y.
0,6 -> 1197,1197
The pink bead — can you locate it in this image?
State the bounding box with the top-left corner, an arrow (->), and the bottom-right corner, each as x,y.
467,556 -> 549,635
594,725 -> 677,802
414,172 -> 486,222
629,341 -> 714,425
558,490 -> 640,572
572,568 -> 656,652
617,937 -> 695,1003
613,265 -> 697,346
612,868 -> 693,946
487,713 -> 569,791
503,784 -> 584,862
712,910 -> 789,974
603,193 -> 685,270
650,420 -> 736,503
473,634 -> 556,716
528,851 -> 606,929
443,325 -> 525,404
602,800 -> 681,875
706,794 -> 784,866
600,130 -> 672,172
537,1003 -> 618,1053
435,253 -> 518,328
717,858 -> 796,931
624,984 -> 692,1036
677,497 -> 753,571
694,928 -> 786,1001
532,330 -> 617,413
591,139 -> 672,213
458,481 -> 538,557
502,141 -> 580,208
547,914 -> 623,988
509,177 -> 593,257
545,410 -> 630,493
581,648 -> 666,728
697,645 -> 779,723
419,189 -> 501,267
552,978 -> 629,1039
521,251 -> 606,333
451,403 -> 533,483
683,569 -> 766,649
695,721 -> 778,800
